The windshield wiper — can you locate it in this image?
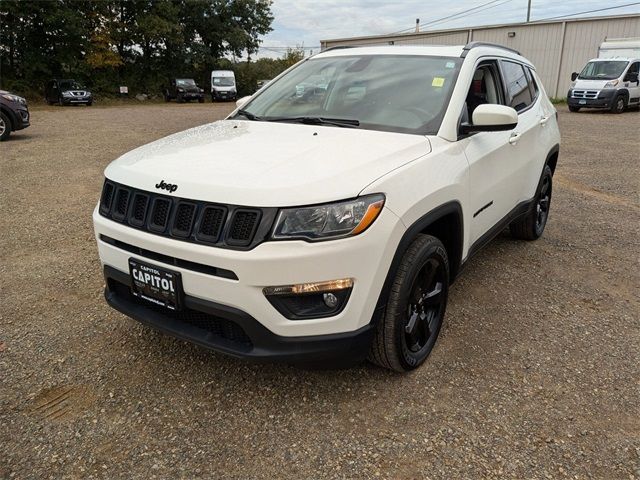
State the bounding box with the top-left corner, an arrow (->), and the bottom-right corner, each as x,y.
236,109 -> 262,121
266,116 -> 360,128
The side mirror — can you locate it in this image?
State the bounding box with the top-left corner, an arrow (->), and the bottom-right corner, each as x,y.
461,104 -> 518,134
571,72 -> 579,81
625,72 -> 638,83
236,96 -> 251,109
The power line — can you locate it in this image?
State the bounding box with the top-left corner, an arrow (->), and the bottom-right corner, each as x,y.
421,0 -> 515,30
531,2 -> 640,22
386,0 -> 508,35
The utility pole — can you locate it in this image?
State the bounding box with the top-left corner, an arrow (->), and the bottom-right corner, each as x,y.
526,0 -> 532,22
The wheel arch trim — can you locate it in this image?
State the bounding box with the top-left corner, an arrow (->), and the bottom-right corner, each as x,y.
372,200 -> 464,319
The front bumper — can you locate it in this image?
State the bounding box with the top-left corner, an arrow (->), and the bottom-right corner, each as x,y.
13,106 -> 30,130
94,205 -> 404,359
104,265 -> 374,363
62,96 -> 92,105
567,89 -> 616,109
212,90 -> 237,101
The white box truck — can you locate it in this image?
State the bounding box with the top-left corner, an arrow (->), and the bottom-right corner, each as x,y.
567,37 -> 640,113
210,70 -> 237,102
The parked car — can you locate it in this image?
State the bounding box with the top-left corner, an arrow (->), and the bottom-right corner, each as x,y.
164,79 -> 205,103
94,43 -> 560,372
45,79 -> 93,106
256,79 -> 271,90
0,90 -> 30,141
211,70 -> 237,101
568,57 -> 640,113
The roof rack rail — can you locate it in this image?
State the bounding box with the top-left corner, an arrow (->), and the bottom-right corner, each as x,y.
461,42 -> 521,57
321,45 -> 358,52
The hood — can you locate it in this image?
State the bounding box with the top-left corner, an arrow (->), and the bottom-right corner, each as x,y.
104,120 -> 431,206
573,78 -> 613,89
179,85 -> 201,93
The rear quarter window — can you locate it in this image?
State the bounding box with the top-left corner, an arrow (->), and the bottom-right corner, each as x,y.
501,60 -> 533,112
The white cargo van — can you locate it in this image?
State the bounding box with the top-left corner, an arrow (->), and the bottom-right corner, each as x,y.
568,38 -> 640,113
210,70 -> 237,102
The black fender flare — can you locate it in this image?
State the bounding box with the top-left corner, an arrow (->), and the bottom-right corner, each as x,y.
544,143 -> 560,175
371,201 -> 464,323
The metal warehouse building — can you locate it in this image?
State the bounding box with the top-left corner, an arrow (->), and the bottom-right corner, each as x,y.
321,14 -> 640,98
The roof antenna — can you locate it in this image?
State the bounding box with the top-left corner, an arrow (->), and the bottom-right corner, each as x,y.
415,18 -> 420,33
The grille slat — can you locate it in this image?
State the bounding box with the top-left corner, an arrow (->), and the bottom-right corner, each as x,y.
129,193 -> 149,227
99,180 -> 268,249
149,198 -> 172,232
112,188 -> 131,221
228,210 -> 261,246
100,182 -> 115,214
171,202 -> 196,238
197,206 -> 226,243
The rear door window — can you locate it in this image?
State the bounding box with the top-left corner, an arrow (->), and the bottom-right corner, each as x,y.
500,61 -> 533,112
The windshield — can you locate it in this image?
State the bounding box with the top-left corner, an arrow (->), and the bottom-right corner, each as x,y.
213,77 -> 235,87
235,54 -> 462,135
578,61 -> 628,80
59,80 -> 84,90
176,79 -> 196,86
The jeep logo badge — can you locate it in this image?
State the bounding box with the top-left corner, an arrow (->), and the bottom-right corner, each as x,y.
155,180 -> 178,193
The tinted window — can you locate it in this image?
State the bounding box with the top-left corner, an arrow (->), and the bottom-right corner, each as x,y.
237,55 -> 462,135
501,61 -> 532,112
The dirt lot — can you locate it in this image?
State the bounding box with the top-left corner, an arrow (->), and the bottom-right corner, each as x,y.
1,103 -> 639,479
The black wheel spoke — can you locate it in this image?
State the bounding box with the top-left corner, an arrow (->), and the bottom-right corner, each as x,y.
423,282 -> 443,307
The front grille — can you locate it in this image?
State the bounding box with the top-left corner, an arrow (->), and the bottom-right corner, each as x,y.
572,90 -> 599,99
99,179 -> 274,250
109,280 -> 252,348
172,202 -> 196,237
228,210 -> 261,246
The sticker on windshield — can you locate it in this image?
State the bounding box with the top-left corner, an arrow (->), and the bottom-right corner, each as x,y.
432,77 -> 445,87
445,61 -> 456,69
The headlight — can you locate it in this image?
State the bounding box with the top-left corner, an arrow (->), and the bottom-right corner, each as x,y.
272,194 -> 385,241
1,93 -> 26,104
604,79 -> 619,88
177,87 -> 184,92
62,91 -> 73,97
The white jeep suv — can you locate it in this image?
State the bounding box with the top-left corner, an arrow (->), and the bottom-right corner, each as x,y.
94,43 -> 560,372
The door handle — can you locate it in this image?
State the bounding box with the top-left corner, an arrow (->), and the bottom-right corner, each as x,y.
508,132 -> 521,145
539,115 -> 550,126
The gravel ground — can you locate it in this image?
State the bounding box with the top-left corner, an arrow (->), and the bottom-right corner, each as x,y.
1,103 -> 639,479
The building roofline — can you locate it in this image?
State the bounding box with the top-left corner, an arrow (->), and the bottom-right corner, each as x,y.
320,13 -> 640,45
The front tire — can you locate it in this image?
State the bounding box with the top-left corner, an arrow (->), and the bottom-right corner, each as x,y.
368,234 -> 449,372
510,165 -> 553,240
198,97 -> 205,103
0,111 -> 12,141
568,105 -> 580,112
611,94 -> 626,114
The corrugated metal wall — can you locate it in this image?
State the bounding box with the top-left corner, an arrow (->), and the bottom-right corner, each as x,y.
321,15 -> 640,97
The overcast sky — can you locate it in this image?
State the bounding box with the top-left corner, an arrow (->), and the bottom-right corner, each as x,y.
255,0 -> 640,57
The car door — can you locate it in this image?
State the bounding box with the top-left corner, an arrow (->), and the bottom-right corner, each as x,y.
460,59 -> 533,245
624,61 -> 640,105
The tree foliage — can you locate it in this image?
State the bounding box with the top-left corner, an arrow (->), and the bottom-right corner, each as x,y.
0,0 -> 276,98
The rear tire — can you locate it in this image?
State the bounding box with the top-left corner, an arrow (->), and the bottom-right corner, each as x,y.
611,94 -> 626,114
198,97 -> 204,103
0,111 -> 12,141
568,105 -> 580,112
368,234 -> 449,372
510,165 -> 553,240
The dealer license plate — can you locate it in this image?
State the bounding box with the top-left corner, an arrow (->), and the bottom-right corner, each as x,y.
129,258 -> 182,310
579,100 -> 586,105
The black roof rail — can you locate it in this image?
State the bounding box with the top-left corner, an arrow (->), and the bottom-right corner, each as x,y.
461,41 -> 521,57
320,45 -> 358,52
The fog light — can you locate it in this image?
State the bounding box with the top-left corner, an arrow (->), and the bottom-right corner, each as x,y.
323,292 -> 338,308
263,278 -> 353,320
